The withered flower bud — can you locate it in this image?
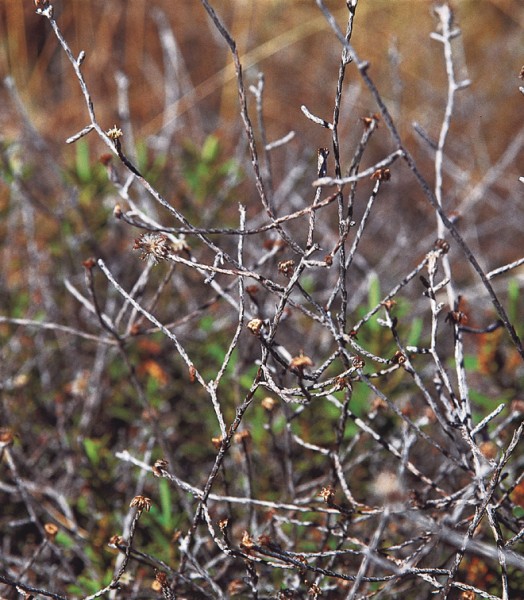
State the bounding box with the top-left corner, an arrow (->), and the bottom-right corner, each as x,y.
240,530 -> 255,550
371,168 -> 391,181
106,125 -> 123,141
352,356 -> 365,369
44,523 -> 58,541
434,238 -> 450,254
152,459 -> 169,477
130,495 -> 152,512
261,397 -> 277,411
247,319 -> 264,336
319,485 -> 335,504
278,260 -> 295,277
289,353 -> 313,372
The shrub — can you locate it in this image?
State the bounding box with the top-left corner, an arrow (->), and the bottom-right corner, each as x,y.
1,1 -> 523,598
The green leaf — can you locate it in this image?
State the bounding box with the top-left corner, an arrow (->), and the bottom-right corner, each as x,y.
83,438 -> 103,468
75,139 -> 92,183
507,278 -> 520,325
201,134 -> 220,163
406,316 -> 423,346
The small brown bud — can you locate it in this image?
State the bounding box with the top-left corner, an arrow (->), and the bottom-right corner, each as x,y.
352,356 -> 365,369
289,352 -> 313,372
247,318 -> 264,336
108,535 -> 126,547
44,523 -> 58,541
228,579 -> 247,596
381,299 -> 396,310
434,238 -> 450,253
334,376 -> 350,391
172,530 -> 182,543
361,113 -> 380,129
155,571 -> 168,587
240,530 -> 255,550
0,428 -> 14,447
218,518 -> 229,531
152,459 -> 169,477
211,436 -> 223,449
82,257 -> 96,270
371,168 -> 391,181
319,485 -> 335,504
391,351 -> 406,365
261,396 -> 277,411
278,259 -> 295,277
188,364 -> 197,383
234,430 -> 251,445
479,441 -> 497,460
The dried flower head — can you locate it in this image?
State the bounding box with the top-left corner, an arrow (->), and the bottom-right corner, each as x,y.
289,352 -> 313,372
319,485 -> 335,504
108,535 -> 126,547
152,459 -> 169,477
240,530 -> 255,550
106,125 -> 123,140
247,318 -> 264,336
218,518 -> 229,532
278,259 -> 295,277
130,495 -> 152,512
133,233 -> 171,264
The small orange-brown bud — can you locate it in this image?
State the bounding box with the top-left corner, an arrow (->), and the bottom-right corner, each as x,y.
152,459 -> 169,477
44,523 -> 58,541
371,168 -> 391,181
289,353 -> 313,372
